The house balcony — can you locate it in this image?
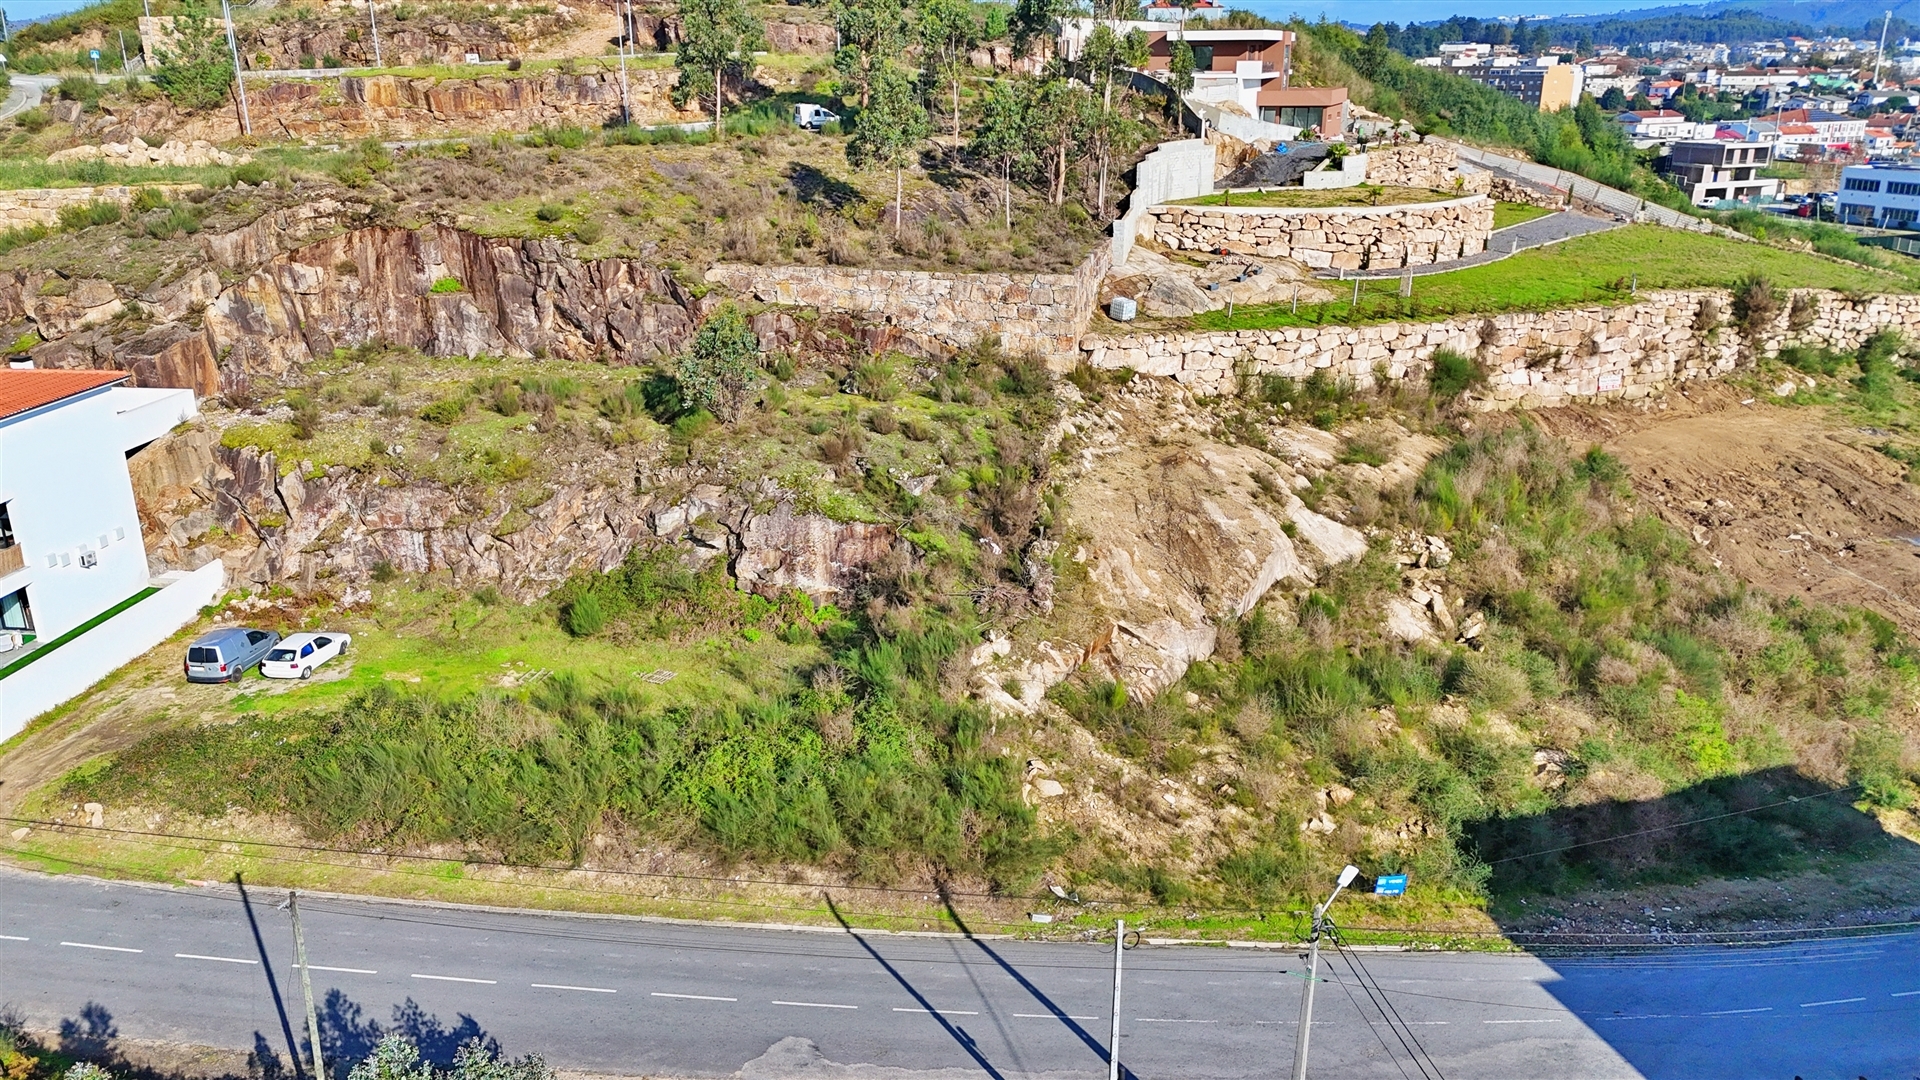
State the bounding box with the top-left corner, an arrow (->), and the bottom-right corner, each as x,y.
0,543 -> 23,580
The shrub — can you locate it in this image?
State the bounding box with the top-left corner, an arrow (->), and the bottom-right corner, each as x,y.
420,396 -> 468,425
573,220 -> 603,245
230,162 -> 271,186
130,186 -> 167,213
152,2 -> 237,111
1428,347 -> 1484,400
676,305 -> 760,423
56,74 -> 101,108
534,203 -> 565,223
14,107 -> 49,132
429,276 -> 464,294
56,200 -> 121,230
564,592 -> 606,637
1730,273 -> 1778,339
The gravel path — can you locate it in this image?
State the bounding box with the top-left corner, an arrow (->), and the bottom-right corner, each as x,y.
1318,210 -> 1624,280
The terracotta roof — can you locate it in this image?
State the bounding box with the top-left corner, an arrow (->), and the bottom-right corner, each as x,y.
0,369 -> 126,421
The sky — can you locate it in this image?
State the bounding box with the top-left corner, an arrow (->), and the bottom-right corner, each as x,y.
10,0 -> 1712,22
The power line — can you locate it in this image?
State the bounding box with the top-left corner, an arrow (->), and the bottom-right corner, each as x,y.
1330,920 -> 1447,1080
1484,784 -> 1863,865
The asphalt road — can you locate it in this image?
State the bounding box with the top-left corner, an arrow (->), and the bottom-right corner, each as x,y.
2,869 -> 1915,1080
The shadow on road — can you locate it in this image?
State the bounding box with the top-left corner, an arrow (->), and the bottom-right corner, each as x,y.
1467,766 -> 1915,1079
938,892 -> 1135,1080
236,874 -> 306,1080
825,895 -> 1007,1080
319,990 -> 499,1069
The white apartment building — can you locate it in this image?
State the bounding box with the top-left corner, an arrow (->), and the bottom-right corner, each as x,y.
1838,163 -> 1920,228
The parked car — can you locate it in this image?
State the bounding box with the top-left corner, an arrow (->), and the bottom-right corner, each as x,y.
794,103 -> 840,131
185,628 -> 281,684
259,631 -> 352,680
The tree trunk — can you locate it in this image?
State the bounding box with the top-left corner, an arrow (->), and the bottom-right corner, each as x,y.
952,74 -> 961,143
714,68 -> 723,138
1004,160 -> 1011,230
1053,141 -> 1067,205
895,166 -> 903,237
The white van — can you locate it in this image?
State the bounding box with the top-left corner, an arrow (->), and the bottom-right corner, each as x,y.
794,103 -> 841,131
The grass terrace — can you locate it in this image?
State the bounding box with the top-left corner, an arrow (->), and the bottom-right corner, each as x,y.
1171,185 -> 1459,209
1491,201 -> 1555,230
1183,225 -> 1920,332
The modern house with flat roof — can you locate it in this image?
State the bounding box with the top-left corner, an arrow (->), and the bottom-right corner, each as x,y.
1838,163 -> 1920,227
1659,141 -> 1782,207
1140,28 -> 1349,133
0,368 -> 225,738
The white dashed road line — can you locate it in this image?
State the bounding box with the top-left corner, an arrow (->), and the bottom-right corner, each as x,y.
1893,990 -> 1920,998
773,1001 -> 858,1010
302,965 -> 378,974
412,974 -> 497,985
61,942 -> 141,953
1484,1018 -> 1562,1024
1705,1007 -> 1773,1016
1799,997 -> 1865,1008
0,935 -> 28,941
653,992 -> 736,1002
894,1008 -> 978,1015
1013,1014 -> 1101,1020
175,953 -> 257,965
1137,1018 -> 1216,1023
533,983 -> 616,994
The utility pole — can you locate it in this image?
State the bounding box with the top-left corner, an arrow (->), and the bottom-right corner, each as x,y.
1874,10 -> 1893,89
1107,919 -> 1125,1080
1289,865 -> 1358,1080
369,1 -> 382,67
1,10 -> 9,44
119,30 -> 129,75
288,891 -> 326,1080
222,0 -> 250,135
616,0 -> 631,126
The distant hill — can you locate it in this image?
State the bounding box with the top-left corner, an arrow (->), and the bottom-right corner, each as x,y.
1542,1 -> 1920,39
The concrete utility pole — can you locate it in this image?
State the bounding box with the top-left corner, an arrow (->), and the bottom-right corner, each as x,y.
1289,865 -> 1359,1080
222,0 -> 250,135
1107,919 -> 1126,1080
1874,10 -> 1893,89
288,891 -> 326,1080
617,0 -> 631,126
369,1 -> 382,67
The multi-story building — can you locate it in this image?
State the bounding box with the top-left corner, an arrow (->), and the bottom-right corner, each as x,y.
1139,28 -> 1348,132
1838,163 -> 1920,227
1659,140 -> 1783,206
1455,57 -> 1583,112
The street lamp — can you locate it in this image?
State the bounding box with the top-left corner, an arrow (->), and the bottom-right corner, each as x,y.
1289,864 -> 1359,1080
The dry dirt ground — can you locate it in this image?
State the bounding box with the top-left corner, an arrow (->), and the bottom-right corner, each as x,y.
1535,382 -> 1920,636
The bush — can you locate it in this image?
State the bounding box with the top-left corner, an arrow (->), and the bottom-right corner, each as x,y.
676,305 -> 760,422
429,276 -> 464,294
419,397 -> 468,425
230,162 -> 271,186
14,107 -> 49,133
573,220 -> 604,245
564,592 -> 606,637
534,203 -> 565,223
151,2 -> 237,112
1427,347 -> 1484,400
56,74 -> 101,108
56,200 -> 121,230
1731,273 -> 1778,339
130,186 -> 167,213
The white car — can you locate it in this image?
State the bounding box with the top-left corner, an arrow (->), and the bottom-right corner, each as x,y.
260,632 -> 351,680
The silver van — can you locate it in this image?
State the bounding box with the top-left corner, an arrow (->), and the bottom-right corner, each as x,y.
184,627 -> 281,684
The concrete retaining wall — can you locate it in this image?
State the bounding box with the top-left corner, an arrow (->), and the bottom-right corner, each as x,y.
1112,138 -> 1216,265
1142,195 -> 1493,270
1082,288 -> 1920,408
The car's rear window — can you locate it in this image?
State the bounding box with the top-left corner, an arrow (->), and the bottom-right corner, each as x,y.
188,647 -> 219,664
267,649 -> 296,662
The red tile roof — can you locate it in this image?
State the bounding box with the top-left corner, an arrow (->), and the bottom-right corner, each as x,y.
0,369 -> 126,421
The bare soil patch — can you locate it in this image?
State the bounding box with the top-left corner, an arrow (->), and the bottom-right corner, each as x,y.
1536,384 -> 1920,636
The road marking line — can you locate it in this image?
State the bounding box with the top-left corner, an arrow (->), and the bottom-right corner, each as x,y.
1483,1018 -> 1561,1024
175,953 -> 258,965
1136,1018 -> 1216,1023
893,1008 -> 978,1015
773,1001 -> 858,1010
302,965 -> 377,974
1799,997 -> 1865,1008
411,974 -> 497,985
1013,1014 -> 1100,1020
61,942 -> 141,953
0,935 -> 27,941
1705,1007 -> 1773,1016
533,983 -> 616,994
1600,1014 -> 1675,1021
1893,990 -> 1920,998
653,992 -> 736,1002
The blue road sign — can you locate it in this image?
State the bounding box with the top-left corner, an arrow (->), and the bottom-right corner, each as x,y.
89,49 -> 99,59
1373,873 -> 1408,896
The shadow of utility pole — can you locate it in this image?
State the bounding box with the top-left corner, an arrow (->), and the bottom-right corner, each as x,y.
236,873 -> 306,1080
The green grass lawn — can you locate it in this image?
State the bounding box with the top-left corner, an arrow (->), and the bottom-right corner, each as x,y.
1190,225 -> 1920,331
1171,185 -> 1454,209
1492,201 -> 1555,230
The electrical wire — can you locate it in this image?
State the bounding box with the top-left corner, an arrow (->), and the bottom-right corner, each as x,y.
1320,944 -> 1416,1080
1328,918 -> 1447,1080
1483,784 -> 1863,865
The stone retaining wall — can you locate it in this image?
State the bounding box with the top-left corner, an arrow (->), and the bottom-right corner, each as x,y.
1361,141 -> 1461,190
1082,289 -> 1920,408
0,184 -> 201,228
708,246 -> 1111,359
1489,176 -> 1566,209
1142,195 -> 1493,271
